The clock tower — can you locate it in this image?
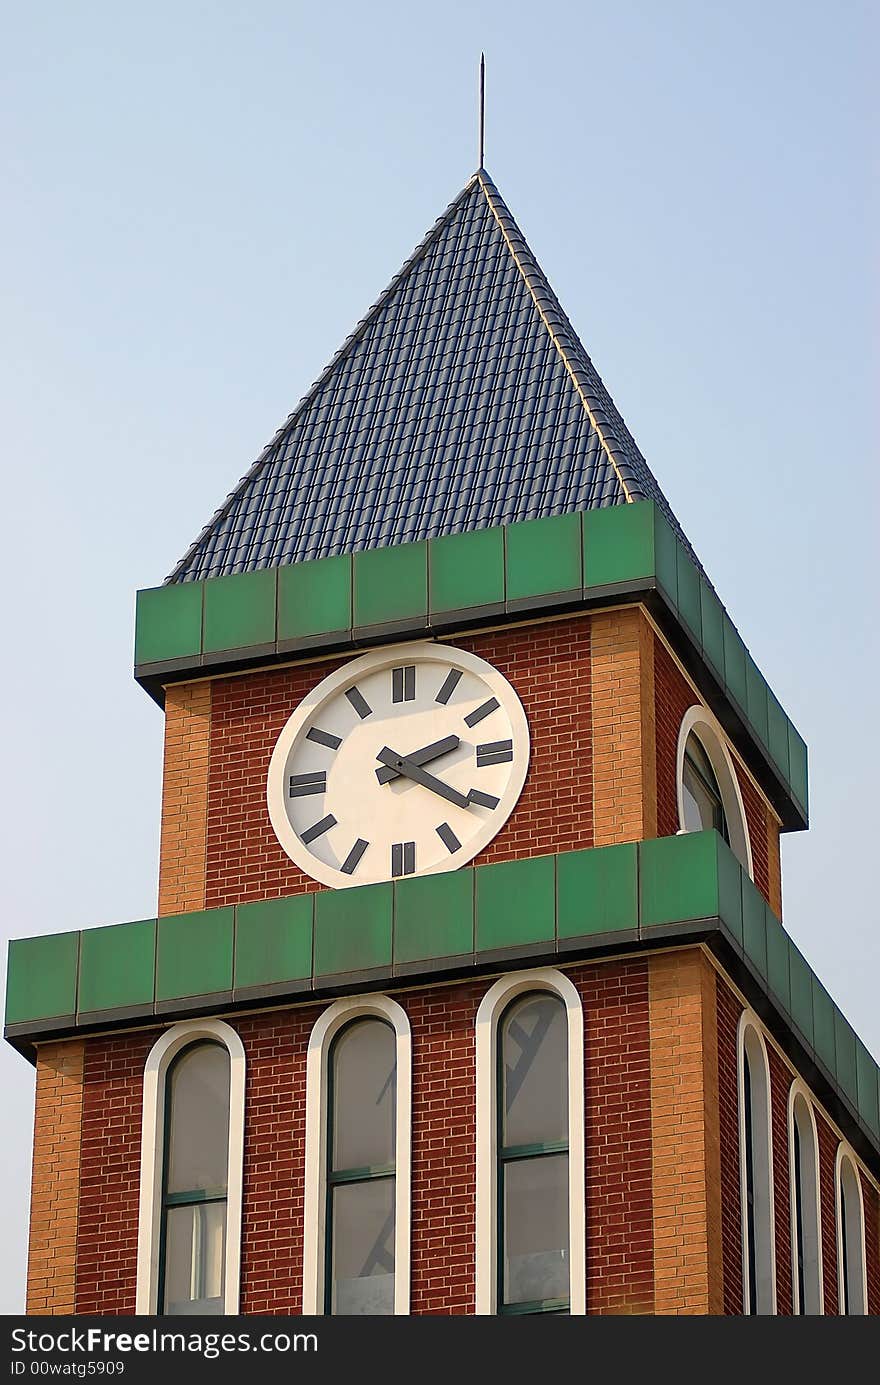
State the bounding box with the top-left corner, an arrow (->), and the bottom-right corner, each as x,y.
6,167 -> 879,1316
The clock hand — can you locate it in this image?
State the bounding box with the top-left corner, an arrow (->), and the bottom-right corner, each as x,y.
375,747 -> 472,810
375,733 -> 460,785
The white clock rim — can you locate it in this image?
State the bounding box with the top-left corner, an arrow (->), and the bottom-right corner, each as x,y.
266,639 -> 531,889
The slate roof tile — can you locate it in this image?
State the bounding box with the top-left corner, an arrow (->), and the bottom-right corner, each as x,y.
167,169 -> 700,583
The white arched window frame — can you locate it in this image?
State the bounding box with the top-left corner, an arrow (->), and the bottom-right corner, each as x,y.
737,1011 -> 777,1314
787,1082 -> 823,1314
676,705 -> 753,878
475,968 -> 586,1315
834,1144 -> 868,1315
135,1019 -> 246,1315
302,994 -> 412,1315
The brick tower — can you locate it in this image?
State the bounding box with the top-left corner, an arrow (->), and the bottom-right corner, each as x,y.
6,168 -> 878,1316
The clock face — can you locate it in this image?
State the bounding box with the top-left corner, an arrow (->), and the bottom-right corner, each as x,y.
266,641 -> 530,889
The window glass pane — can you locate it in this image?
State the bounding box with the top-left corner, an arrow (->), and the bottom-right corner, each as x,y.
330,1178 -> 395,1315
682,735 -> 727,839
163,1201 -> 226,1315
332,1020 -> 395,1172
503,1154 -> 569,1307
502,994 -> 567,1149
166,1044 -> 230,1197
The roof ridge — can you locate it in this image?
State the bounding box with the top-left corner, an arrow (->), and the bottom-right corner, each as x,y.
165,173 -> 483,585
475,171 -> 634,504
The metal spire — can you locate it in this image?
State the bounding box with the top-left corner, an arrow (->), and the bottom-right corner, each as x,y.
478,53 -> 485,169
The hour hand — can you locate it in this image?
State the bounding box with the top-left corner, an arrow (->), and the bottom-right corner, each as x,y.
375,746 -> 471,809
375,734 -> 460,785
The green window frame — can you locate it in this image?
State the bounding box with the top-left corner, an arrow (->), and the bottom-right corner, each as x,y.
497,993 -> 570,1315
157,1040 -> 230,1316
324,1018 -> 397,1315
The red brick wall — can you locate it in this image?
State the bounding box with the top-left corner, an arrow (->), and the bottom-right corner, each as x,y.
716,974 -> 744,1312
76,1031 -> 154,1314
767,1045 -> 793,1314
653,638 -> 771,907
863,1166 -> 880,1315
74,958 -> 652,1315
204,620 -> 593,909
715,970 -> 880,1315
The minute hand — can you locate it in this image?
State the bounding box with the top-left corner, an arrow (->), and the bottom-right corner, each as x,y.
375,747 -> 472,810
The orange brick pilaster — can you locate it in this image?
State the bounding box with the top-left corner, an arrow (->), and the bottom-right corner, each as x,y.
26,1041 -> 84,1314
158,680 -> 211,916
590,607 -> 655,845
767,811 -> 783,919
649,948 -> 723,1314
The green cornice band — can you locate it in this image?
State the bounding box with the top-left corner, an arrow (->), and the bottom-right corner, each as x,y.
4,831 -> 876,1172
133,502 -> 808,830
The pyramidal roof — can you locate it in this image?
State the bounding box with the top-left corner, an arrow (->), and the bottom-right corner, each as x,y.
168,169 -> 699,584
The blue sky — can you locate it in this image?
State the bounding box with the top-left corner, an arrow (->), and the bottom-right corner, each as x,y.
0,0 -> 876,1311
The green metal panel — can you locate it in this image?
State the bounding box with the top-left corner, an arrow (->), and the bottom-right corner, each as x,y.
787,722 -> 809,817
581,500 -> 654,589
353,542 -> 428,627
715,840 -> 743,945
475,855 -> 556,952
788,942 -> 814,1047
313,883 -> 393,976
277,554 -> 351,642
745,654 -> 769,748
556,842 -> 638,939
741,876 -> 767,977
505,512 -> 582,602
675,543 -> 701,643
134,582 -> 203,665
78,919 -> 156,1013
833,1009 -> 858,1105
5,932 -> 79,1024
855,1041 -> 880,1139
393,870 -> 474,964
234,896 -> 313,990
653,508 -> 678,607
156,908 -> 234,1001
811,979 -> 836,1077
765,906 -> 790,1015
722,616 -> 748,714
429,527 -> 505,614
767,691 -> 790,781
202,568 -> 276,653
699,579 -> 725,683
639,831 -> 719,928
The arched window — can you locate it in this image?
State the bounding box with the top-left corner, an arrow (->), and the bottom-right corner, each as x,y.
682,734 -> 728,842
787,1085 -> 823,1314
475,970 -> 585,1315
302,996 -> 411,1315
737,1013 -> 776,1314
136,1020 -> 245,1316
676,706 -> 752,875
835,1146 -> 868,1315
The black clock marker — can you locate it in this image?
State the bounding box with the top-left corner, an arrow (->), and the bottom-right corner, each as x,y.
301,813 -> 337,845
464,697 -> 500,728
436,822 -> 461,854
345,686 -> 372,719
391,841 -> 416,877
476,739 -> 514,767
306,727 -> 342,751
435,668 -> 463,705
341,838 -> 369,875
288,771 -> 327,798
392,665 -> 416,703
468,789 -> 499,810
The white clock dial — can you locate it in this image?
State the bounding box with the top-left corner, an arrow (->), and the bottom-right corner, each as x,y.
266,641 -> 530,889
